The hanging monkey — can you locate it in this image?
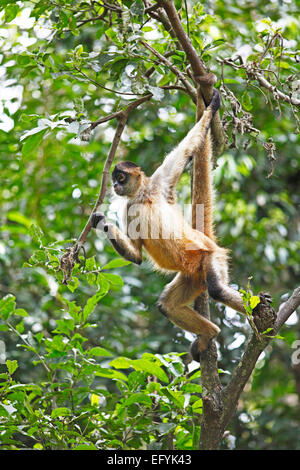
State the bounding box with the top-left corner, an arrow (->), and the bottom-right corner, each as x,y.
92,90 -> 262,359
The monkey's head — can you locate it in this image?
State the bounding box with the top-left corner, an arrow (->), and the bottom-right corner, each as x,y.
112,161 -> 143,197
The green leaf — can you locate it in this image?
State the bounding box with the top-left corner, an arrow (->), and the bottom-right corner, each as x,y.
241,90 -> 253,111
110,356 -> 132,368
6,359 -> 18,375
85,256 -> 96,271
51,407 -> 71,419
16,322 -> 24,334
33,444 -> 43,450
14,308 -> 28,317
162,388 -> 185,408
102,273 -> 124,286
63,299 -> 82,321
192,398 -> 203,412
97,273 -> 111,293
101,258 -> 131,269
128,370 -> 146,389
29,224 -> 44,245
86,272 -> 97,286
21,128 -> 47,157
73,444 -> 98,450
5,4 -> 19,23
188,370 -> 201,381
110,357 -> 169,383
83,290 -> 107,321
0,294 -> 16,320
94,366 -> 128,381
142,26 -> 153,32
67,276 -> 79,292
250,295 -> 260,309
28,249 -> 47,265
75,44 -> 84,56
181,383 -> 202,393
124,392 -> 152,408
53,318 -> 75,335
88,347 -> 113,357
6,211 -> 33,228
105,28 -> 120,44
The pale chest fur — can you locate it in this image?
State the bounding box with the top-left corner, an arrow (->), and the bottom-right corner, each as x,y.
124,197 -> 214,274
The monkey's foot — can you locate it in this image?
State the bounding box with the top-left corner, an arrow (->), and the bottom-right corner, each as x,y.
189,331 -> 218,362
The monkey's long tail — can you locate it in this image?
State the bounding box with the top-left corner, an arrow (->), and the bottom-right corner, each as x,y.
192,90 -> 219,241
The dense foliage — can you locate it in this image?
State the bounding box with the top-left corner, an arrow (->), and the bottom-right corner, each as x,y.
0,0 -> 299,450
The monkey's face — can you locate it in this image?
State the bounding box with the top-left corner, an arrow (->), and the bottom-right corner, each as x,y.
112,170 -> 129,196
112,162 -> 142,197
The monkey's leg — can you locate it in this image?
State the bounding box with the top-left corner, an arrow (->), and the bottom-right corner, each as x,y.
206,267 -> 245,313
157,273 -> 220,352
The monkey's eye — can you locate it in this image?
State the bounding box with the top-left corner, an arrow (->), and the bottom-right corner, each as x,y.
117,174 -> 126,183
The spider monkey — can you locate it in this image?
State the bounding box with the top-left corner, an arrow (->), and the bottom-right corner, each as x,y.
92,90 -> 256,359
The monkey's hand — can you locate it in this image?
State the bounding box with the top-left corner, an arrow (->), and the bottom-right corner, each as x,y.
91,212 -> 107,231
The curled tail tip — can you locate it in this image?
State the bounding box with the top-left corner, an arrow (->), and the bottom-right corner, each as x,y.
210,89 -> 221,116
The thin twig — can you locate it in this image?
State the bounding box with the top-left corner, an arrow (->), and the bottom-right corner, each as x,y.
77,13 -> 107,28
101,1 -> 122,12
6,320 -> 51,373
74,66 -> 140,96
220,57 -> 300,107
88,94 -> 152,132
140,40 -> 197,101
183,0 -> 190,37
157,0 -> 207,77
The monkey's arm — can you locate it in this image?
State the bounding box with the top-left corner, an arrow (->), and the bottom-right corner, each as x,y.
92,213 -> 142,265
151,90 -> 220,190
105,224 -> 143,265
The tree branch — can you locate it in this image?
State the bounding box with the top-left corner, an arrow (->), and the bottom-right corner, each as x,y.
156,0 -> 225,156
58,95 -> 151,283
220,333 -> 267,432
88,94 -> 152,131
156,0 -> 207,78
143,0 -> 178,42
192,84 -> 223,449
140,40 -> 197,101
219,288 -> 300,434
274,286 -> 300,332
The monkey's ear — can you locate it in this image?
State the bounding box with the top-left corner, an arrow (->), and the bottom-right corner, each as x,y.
91,212 -> 106,229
